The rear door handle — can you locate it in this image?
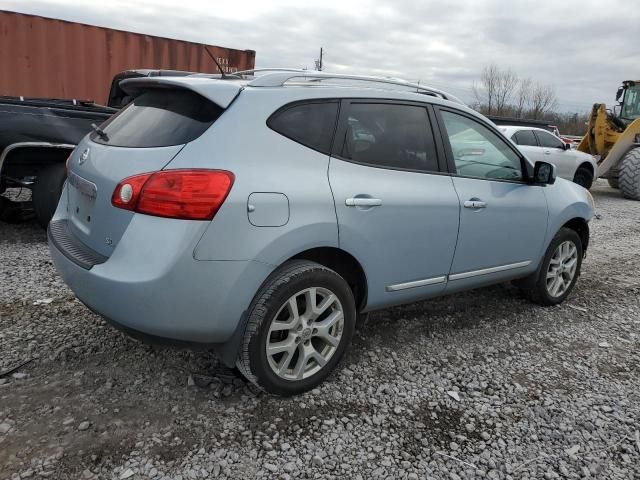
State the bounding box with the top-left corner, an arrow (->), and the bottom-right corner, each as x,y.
345,197 -> 382,207
464,200 -> 487,209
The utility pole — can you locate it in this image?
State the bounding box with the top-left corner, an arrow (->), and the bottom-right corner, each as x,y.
315,47 -> 323,71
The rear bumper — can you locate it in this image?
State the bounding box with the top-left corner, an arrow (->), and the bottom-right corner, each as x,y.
48,214 -> 274,344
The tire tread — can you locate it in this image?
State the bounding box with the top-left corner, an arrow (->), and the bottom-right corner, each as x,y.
619,148 -> 640,200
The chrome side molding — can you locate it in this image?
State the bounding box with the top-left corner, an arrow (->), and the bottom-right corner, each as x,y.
448,261 -> 531,281
386,276 -> 447,292
386,261 -> 532,292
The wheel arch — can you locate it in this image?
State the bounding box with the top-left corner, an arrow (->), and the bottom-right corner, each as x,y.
576,161 -> 594,176
287,246 -> 368,312
0,142 -> 75,180
562,217 -> 589,255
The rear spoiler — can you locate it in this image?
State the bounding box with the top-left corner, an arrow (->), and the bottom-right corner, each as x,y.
119,77 -> 244,109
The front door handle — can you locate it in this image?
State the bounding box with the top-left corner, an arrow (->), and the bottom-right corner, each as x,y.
464,200 -> 487,209
345,197 -> 382,207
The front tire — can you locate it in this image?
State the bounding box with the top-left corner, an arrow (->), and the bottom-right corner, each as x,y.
518,228 -> 583,306
607,176 -> 619,189
33,163 -> 66,228
573,167 -> 593,190
619,148 -> 640,200
236,260 -> 356,396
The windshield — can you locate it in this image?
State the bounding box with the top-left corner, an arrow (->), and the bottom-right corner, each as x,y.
621,84 -> 640,121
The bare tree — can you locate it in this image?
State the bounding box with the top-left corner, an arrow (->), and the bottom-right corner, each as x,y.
473,64 -> 519,115
472,64 -> 500,115
494,68 -> 518,115
516,77 -> 533,118
530,82 -> 558,119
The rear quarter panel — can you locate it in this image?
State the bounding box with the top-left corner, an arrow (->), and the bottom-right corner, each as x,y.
166,88 -> 340,265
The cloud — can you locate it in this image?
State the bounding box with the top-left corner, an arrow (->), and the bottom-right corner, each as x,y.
2,0 -> 639,112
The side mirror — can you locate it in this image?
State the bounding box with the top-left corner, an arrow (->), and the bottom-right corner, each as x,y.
563,142 -> 571,150
533,161 -> 556,185
616,86 -> 624,101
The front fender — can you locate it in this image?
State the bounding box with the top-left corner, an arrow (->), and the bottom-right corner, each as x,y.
542,178 -> 594,250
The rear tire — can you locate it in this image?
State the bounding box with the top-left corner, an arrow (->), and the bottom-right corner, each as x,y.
518,228 -> 583,306
619,148 -> 640,200
573,167 -> 593,190
236,260 -> 356,396
33,163 -> 66,229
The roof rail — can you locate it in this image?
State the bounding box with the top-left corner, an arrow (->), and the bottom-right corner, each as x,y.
233,69 -> 464,105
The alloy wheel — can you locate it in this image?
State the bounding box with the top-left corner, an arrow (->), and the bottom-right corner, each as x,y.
265,287 -> 344,381
546,240 -> 578,297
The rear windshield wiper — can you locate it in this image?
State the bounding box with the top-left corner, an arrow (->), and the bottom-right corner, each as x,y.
91,123 -> 109,141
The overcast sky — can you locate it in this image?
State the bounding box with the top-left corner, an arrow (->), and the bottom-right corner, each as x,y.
2,0 -> 638,112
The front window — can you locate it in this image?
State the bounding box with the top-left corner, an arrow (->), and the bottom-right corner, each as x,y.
621,85 -> 640,121
440,111 -> 523,181
535,130 -> 565,149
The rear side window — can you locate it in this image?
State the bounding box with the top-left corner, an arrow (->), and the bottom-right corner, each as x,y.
512,130 -> 538,146
340,103 -> 438,172
268,102 -> 339,154
535,130 -> 565,149
92,88 -> 222,147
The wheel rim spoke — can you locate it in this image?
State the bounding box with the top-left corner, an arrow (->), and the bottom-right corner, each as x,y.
314,293 -> 337,319
277,348 -> 297,374
266,337 -> 296,356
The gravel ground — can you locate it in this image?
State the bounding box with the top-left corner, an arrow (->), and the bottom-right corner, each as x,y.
1,179 -> 639,480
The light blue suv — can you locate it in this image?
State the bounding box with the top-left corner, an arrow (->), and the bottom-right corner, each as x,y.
48,70 -> 594,395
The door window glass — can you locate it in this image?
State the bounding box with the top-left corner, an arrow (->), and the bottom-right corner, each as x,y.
268,102 -> 339,154
340,103 -> 438,172
512,130 -> 538,146
535,130 -> 565,149
440,111 -> 523,181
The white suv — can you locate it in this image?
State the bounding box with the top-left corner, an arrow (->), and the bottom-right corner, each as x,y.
500,126 -> 597,189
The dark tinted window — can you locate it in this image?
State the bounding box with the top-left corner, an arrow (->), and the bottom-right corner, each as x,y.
440,111 -> 523,181
340,103 -> 438,172
536,130 -> 565,149
92,88 -> 222,148
268,102 -> 338,154
512,130 -> 538,146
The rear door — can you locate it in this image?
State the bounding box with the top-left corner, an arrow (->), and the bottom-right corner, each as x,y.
66,87 -> 225,256
329,100 -> 460,309
435,108 -> 548,290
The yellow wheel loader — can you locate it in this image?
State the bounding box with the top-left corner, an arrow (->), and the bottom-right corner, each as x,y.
577,80 -> 640,199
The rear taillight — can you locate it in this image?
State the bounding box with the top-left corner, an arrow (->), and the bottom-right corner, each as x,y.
111,169 -> 234,220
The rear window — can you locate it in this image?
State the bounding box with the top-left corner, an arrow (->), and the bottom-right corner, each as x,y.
92,88 -> 222,147
267,101 -> 339,155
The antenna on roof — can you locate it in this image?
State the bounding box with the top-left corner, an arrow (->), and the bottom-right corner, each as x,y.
204,47 -> 228,79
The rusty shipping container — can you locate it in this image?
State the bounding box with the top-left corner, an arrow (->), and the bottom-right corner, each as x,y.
0,10 -> 256,104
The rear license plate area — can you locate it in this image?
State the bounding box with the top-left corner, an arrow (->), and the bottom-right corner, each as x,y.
67,172 -> 98,227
